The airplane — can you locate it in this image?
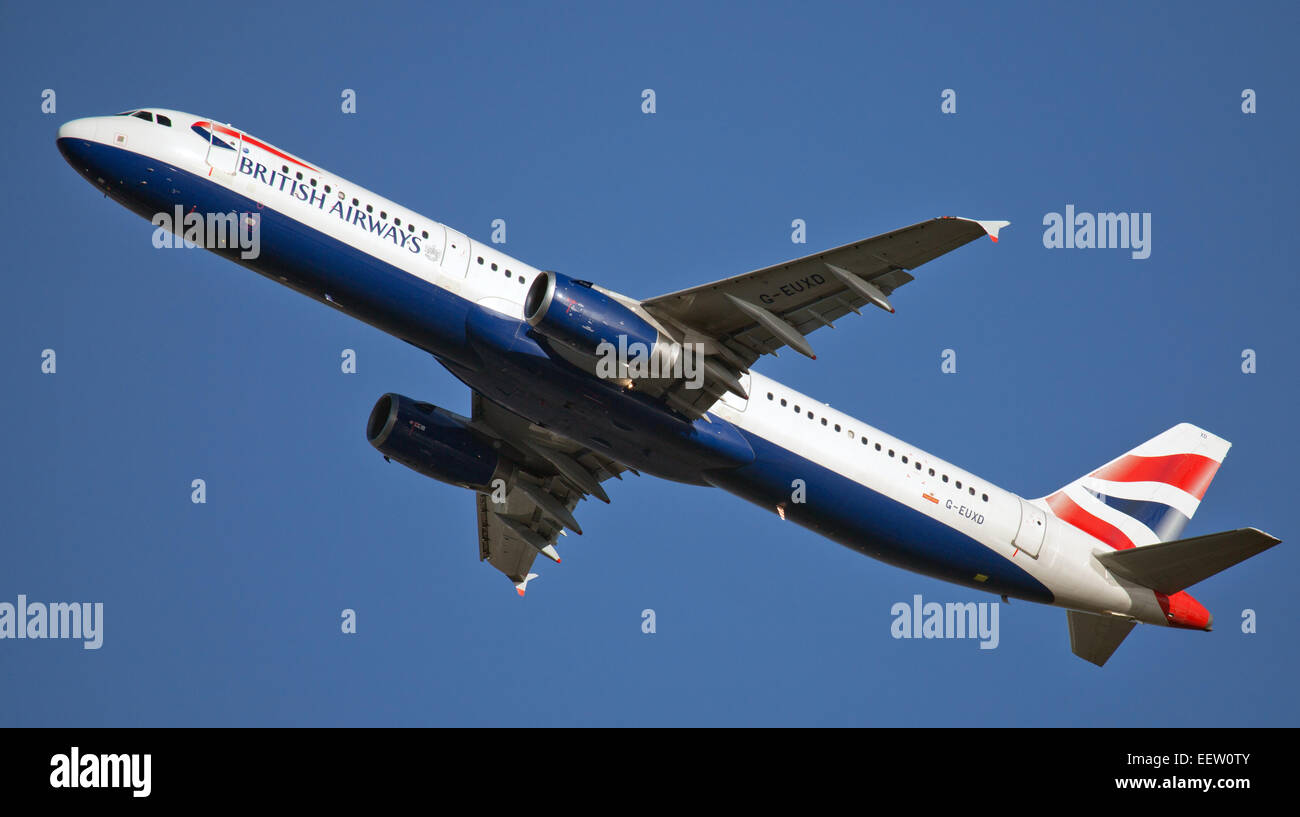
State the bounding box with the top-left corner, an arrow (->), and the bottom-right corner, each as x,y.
56,108 -> 1280,665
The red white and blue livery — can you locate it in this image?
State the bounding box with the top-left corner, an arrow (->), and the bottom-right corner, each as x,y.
57,108 -> 1281,665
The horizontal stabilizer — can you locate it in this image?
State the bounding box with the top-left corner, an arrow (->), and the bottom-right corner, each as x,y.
1096,527 -> 1281,595
1067,611 -> 1136,667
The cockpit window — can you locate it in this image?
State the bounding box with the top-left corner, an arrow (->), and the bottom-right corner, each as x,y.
119,109 -> 172,127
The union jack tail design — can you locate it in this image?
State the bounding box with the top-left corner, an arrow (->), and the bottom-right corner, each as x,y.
1037,423 -> 1230,550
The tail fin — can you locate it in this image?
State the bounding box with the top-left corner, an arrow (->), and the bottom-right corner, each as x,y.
1039,423 -> 1230,549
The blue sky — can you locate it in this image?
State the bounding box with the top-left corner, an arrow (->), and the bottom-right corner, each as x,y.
2,0 -> 1296,726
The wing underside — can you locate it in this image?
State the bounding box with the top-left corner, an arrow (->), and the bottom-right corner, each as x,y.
471,392 -> 629,594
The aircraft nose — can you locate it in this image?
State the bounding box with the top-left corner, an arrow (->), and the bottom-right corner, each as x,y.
57,117 -> 100,142
56,117 -> 107,179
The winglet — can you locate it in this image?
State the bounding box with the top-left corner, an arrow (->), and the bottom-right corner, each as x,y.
514,573 -> 540,597
956,218 -> 1010,243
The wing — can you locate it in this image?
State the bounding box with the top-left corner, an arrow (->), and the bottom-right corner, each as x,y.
470,391 -> 630,595
637,217 -> 1007,417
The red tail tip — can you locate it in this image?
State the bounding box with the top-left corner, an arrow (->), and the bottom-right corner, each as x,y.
1158,591 -> 1212,630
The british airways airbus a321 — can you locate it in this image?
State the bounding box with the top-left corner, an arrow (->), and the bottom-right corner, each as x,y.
57,109 -> 1280,665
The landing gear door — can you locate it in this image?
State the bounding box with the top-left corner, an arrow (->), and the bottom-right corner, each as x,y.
1014,498 -> 1047,558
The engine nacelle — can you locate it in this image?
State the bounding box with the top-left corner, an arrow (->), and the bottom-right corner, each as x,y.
366,393 -> 504,490
523,270 -> 684,379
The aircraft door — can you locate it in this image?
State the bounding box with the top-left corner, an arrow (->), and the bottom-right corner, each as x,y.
1013,498 -> 1046,558
441,229 -> 471,278
421,224 -> 447,265
203,122 -> 243,176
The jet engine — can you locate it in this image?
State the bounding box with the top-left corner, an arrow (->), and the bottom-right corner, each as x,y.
523,270 -> 685,380
366,393 -> 506,490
